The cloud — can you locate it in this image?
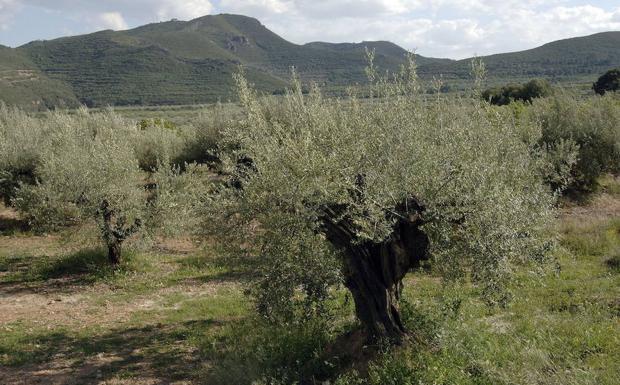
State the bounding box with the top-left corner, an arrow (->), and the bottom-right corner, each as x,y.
295,0 -> 416,18
153,0 -> 213,20
2,1 -> 620,58
96,12 -> 128,30
219,0 -> 419,20
22,0 -> 214,22
0,0 -> 21,30
218,0 -> 291,18
427,19 -> 484,46
250,1 -> 620,58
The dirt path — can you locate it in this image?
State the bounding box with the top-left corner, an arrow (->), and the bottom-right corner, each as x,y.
0,204 -> 241,384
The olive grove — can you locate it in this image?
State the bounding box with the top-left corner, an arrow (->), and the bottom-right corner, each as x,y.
0,106 -> 206,265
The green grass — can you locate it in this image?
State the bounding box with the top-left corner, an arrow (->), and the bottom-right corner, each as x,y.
342,181 -> 620,385
1,179 -> 619,384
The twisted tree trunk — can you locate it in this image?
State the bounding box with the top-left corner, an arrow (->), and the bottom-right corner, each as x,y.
107,242 -> 122,265
321,197 -> 429,344
99,200 -> 142,266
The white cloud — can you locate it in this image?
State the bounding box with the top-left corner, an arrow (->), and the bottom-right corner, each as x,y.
427,19 -> 484,46
219,0 -> 418,20
0,0 -> 20,30
2,1 -> 620,58
219,0 -> 291,18
22,0 -> 214,22
96,12 -> 128,30
296,0 -> 416,18
255,1 -> 620,58
153,0 -> 213,20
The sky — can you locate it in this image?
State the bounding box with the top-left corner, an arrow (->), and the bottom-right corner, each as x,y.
0,1 -> 619,59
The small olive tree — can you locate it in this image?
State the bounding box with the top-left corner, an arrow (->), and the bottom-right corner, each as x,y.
527,91 -> 620,192
206,60 -> 557,343
0,103 -> 50,205
10,108 -> 205,265
12,109 -> 145,264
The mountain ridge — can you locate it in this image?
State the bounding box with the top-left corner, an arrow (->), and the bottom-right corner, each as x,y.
2,14 -> 619,109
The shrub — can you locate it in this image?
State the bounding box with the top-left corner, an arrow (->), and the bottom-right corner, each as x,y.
176,104 -> 229,166
132,122 -> 186,171
593,68 -> 620,96
527,91 -> 620,192
483,79 -> 552,106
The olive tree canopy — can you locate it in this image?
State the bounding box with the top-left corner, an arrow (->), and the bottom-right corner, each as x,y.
6,108 -> 206,265
205,59 -> 557,343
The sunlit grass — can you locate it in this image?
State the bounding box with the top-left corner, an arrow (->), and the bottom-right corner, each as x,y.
1,177 -> 618,384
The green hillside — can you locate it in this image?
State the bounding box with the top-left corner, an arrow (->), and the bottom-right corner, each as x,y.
420,31 -> 620,83
12,14 -> 444,107
20,23 -> 288,107
1,13 -> 620,109
0,45 -> 78,109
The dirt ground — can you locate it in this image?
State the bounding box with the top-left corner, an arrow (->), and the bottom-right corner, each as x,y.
0,204 -> 242,384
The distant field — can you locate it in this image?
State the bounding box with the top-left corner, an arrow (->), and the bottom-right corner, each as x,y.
1,175 -> 618,384
88,77 -> 597,125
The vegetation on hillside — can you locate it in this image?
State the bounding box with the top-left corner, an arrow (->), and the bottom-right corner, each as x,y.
1,14 -> 619,109
421,31 -> 620,82
0,46 -> 78,109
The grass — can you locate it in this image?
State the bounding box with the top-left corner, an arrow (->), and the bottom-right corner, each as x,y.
1,177 -> 619,384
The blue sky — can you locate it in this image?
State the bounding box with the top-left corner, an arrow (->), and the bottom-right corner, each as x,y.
1,1 -> 619,58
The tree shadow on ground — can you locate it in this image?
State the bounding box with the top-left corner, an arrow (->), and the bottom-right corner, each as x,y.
198,317 -> 366,385
0,203 -> 29,236
0,319 -> 219,385
0,215 -> 29,235
0,248 -> 116,295
172,254 -> 256,285
606,255 -> 620,272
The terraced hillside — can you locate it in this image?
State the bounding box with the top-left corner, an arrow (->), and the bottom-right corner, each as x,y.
16,14 -> 441,107
419,31 -> 620,82
1,14 -> 620,108
0,45 -> 78,109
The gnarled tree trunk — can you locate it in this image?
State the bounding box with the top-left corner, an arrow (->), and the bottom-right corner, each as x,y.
99,200 -> 142,266
107,241 -> 122,265
321,197 -> 429,344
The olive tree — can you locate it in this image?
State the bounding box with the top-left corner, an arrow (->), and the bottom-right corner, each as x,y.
527,91 -> 620,192
205,60 -> 557,344
12,109 -> 145,264
10,108 -> 205,265
0,103 -> 50,205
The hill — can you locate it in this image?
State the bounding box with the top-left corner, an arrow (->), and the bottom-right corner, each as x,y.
420,31 -> 620,83
1,14 -> 620,109
6,14 -> 448,108
0,45 -> 78,109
